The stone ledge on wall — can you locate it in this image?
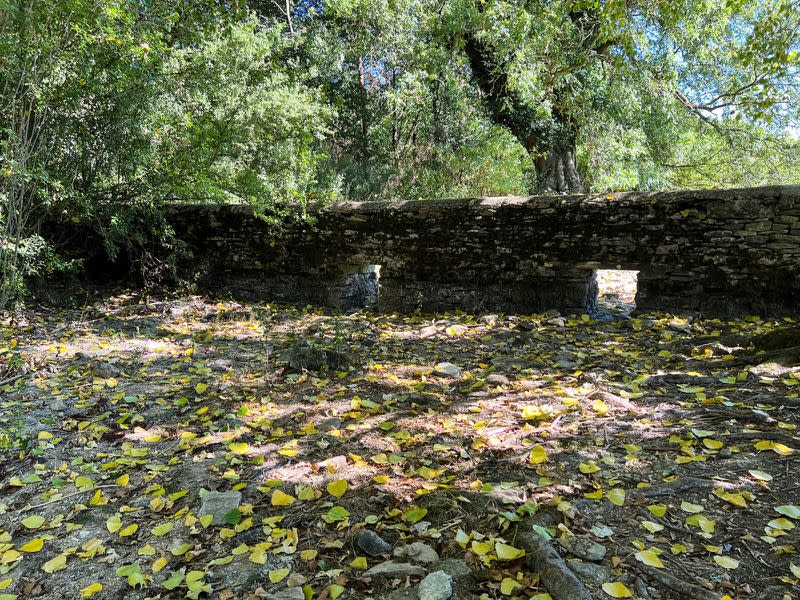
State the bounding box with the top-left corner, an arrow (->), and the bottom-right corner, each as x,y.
158,185 -> 799,317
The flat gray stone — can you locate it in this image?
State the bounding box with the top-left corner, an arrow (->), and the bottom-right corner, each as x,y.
272,588 -> 305,600
318,417 -> 343,431
568,560 -> 611,585
198,490 -> 242,525
434,362 -> 461,377
357,530 -> 392,556
394,542 -> 439,566
558,536 -> 607,562
486,373 -> 509,385
435,559 -> 472,582
47,397 -> 67,411
364,560 -> 426,579
418,571 -> 453,600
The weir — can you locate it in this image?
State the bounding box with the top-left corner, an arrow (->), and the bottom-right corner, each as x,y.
157,186 -> 800,317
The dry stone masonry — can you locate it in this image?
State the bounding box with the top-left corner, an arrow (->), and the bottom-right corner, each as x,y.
168,185 -> 799,317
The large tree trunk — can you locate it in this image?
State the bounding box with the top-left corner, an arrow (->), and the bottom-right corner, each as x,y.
462,34 -> 584,194
535,148 -> 583,194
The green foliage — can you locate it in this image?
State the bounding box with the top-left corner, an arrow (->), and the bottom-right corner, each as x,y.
0,0 -> 798,302
0,0 -> 333,298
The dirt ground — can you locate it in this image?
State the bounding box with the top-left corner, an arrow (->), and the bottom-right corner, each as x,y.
0,288 -> 798,600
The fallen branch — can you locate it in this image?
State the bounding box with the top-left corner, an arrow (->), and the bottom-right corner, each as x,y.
19,484 -> 122,511
515,530 -> 594,600
0,373 -> 28,387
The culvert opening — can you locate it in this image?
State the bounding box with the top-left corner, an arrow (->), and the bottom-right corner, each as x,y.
592,269 -> 638,318
343,265 -> 381,309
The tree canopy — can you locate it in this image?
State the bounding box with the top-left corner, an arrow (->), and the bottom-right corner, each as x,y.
0,0 -> 798,301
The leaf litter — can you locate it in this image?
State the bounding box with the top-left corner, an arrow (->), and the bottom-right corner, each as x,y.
0,292 -> 798,599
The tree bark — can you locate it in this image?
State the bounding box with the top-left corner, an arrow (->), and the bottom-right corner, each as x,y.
462,34 -> 584,194
535,149 -> 583,194
357,56 -> 370,174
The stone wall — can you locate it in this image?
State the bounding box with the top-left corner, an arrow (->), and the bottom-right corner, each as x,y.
166,185 -> 800,317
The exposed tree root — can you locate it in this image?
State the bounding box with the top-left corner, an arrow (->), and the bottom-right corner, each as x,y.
588,389 -> 642,413
742,394 -> 800,408
696,345 -> 800,369
628,559 -> 722,600
515,530 -> 595,600
637,477 -> 716,499
724,430 -> 800,447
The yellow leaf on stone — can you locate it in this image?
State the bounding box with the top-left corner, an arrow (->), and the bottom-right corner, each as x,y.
0,578 -> 11,590
606,488 -> 625,506
495,542 -> 525,560
199,514 -> 213,528
755,440 -> 795,455
470,541 -> 492,556
500,578 -> 522,595
194,382 -> 208,394
327,480 -> 348,498
329,584 -> 345,599
713,489 -> 747,508
592,399 -> 610,415
349,556 -> 368,570
18,538 -> 44,552
296,486 -> 316,501
714,555 -> 739,569
79,583 -> 103,598
647,504 -> 667,517
584,489 -> 603,499
768,518 -> 795,531
671,543 -> 688,554
152,522 -> 174,536
777,505 -> 800,519
271,490 -> 296,506
186,571 -> 207,592
42,553 -> 68,573
228,442 -> 249,454
635,550 -> 664,568
529,445 -> 548,464
373,475 -> 389,484
300,549 -> 318,561
748,470 -> 772,482
641,521 -> 664,533
152,556 -> 169,573
772,443 -> 795,455
269,568 -> 290,583
116,474 -> 130,486
703,439 -> 724,450
417,466 -> 443,480
680,501 -> 704,514
119,524 -> 138,537
75,476 -> 94,491
579,462 -> 600,474
686,514 -> 716,533
89,490 -> 107,506
601,581 -> 633,598
21,515 -> 45,529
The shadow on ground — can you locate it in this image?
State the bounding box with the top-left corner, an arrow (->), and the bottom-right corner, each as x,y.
0,291 -> 798,600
